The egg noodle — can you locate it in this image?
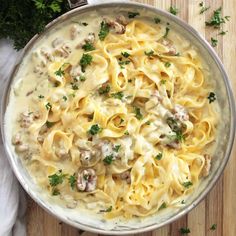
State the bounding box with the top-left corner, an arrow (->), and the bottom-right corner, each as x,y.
10,15 -> 218,219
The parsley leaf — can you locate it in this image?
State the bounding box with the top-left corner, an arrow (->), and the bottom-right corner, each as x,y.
68,173 -> 76,189
179,227 -> 190,234
98,84 -> 111,95
111,92 -> 124,100
158,202 -> 167,210
161,79 -> 166,84
134,107 -> 143,120
165,62 -> 171,67
45,121 -> 55,128
118,60 -> 130,69
121,52 -> 130,58
200,6 -> 210,14
113,145 -> 121,152
82,42 -> 95,51
38,94 -> 44,99
80,53 -> 93,72
205,7 -> 226,28
145,50 -> 155,57
207,92 -> 216,103
45,102 -> 52,110
128,12 -> 140,18
164,27 -> 170,38
154,17 -> 161,24
98,21 -> 110,41
103,155 -> 114,165
211,37 -> 218,47
124,130 -> 129,135
155,152 -> 163,160
218,30 -> 228,35
145,121 -> 151,125
182,181 -> 193,188
169,6 -> 179,15
100,206 -> 112,212
88,124 -> 102,135
48,170 -> 67,187
62,96 -> 67,101
210,224 -> 217,230
54,67 -> 64,77
52,188 -> 60,196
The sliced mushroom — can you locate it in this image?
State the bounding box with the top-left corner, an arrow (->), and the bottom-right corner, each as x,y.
40,48 -> 54,62
201,154 -> 212,177
70,25 -> 78,40
116,15 -> 128,26
104,17 -> 126,34
173,104 -> 189,122
120,170 -> 131,184
15,144 -> 29,153
77,169 -> 97,192
52,37 -> 63,48
18,111 -> 40,128
159,38 -> 177,55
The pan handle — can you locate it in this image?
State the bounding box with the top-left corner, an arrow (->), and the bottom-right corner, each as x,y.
67,0 -> 88,9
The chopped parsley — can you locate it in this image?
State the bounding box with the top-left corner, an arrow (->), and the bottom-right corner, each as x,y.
88,124 -> 102,135
166,117 -> 185,142
118,60 -> 130,69
100,206 -> 112,212
81,22 -> 88,26
103,155 -> 114,165
124,130 -> 129,135
62,96 -> 67,101
155,152 -> 163,160
121,52 -> 130,58
205,7 -> 226,28
199,2 -> 203,7
164,27 -> 170,38
182,181 -> 193,188
165,62 -> 171,67
145,121 -> 151,125
158,202 -> 167,210
169,6 -> 179,15
80,53 -> 93,72
48,170 -> 67,187
181,200 -> 185,204
71,83 -> 79,90
82,42 -> 95,51
145,50 -> 154,57
210,224 -> 217,230
128,79 -> 132,83
111,91 -> 124,100
200,6 -> 210,14
45,121 -> 55,128
98,84 -> 110,95
113,145 -> 121,152
179,227 -> 190,234
161,79 -> 166,84
218,30 -> 228,35
175,52 -> 180,56
68,173 -> 76,189
207,92 -> 216,103
154,17 -> 161,24
45,102 -> 52,110
79,75 -> 86,81
54,67 -> 65,77
211,37 -> 218,47
52,188 -> 60,196
128,11 -> 140,18
134,107 -> 143,120
98,21 -> 110,41
38,94 -> 44,99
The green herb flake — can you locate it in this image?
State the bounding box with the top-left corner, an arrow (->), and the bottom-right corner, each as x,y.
118,60 -> 130,69
205,7 -> 226,28
207,92 -> 216,103
181,200 -> 185,204
225,16 -> 230,21
210,224 -> 217,230
48,170 -> 66,187
211,37 -> 218,47
98,21 -> 110,41
98,84 -> 111,95
54,67 -> 65,77
124,130 -> 129,135
113,145 -> 121,152
200,6 -> 210,14
80,53 -> 93,72
165,62 -> 171,67
158,202 -> 167,210
161,79 -> 167,84
164,27 -> 170,38
155,152 -> 163,160
145,50 -> 154,57
182,181 -> 193,188
79,75 -> 86,82
45,121 -> 55,128
154,17 -> 161,24
82,42 -> 95,51
121,52 -> 130,58
179,227 -> 190,234
128,79 -> 132,83
218,30 -> 228,35
88,124 -> 102,135
82,22 -> 88,26
52,188 -> 60,196
128,12 -> 140,18
199,2 -> 203,7
100,206 -> 112,212
38,94 -> 44,99
103,155 -> 114,165
69,173 -> 76,189
134,107 -> 143,120
111,91 -> 124,100
169,6 -> 179,15
45,102 -> 52,110
145,121 -> 151,125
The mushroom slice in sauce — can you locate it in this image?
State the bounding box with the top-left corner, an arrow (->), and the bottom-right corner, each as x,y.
77,168 -> 97,192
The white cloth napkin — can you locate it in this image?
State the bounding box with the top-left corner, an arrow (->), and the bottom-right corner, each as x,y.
0,1 -> 128,235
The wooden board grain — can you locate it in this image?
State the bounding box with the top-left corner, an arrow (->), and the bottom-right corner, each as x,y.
26,0 -> 236,235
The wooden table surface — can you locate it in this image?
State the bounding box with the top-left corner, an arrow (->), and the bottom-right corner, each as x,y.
26,0 -> 236,235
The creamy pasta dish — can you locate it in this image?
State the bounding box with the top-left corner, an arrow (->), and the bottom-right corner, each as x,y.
8,10 -> 219,219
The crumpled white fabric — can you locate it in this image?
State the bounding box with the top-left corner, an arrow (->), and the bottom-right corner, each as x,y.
0,1 -> 128,235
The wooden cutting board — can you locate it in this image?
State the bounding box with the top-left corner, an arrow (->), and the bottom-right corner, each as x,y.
26,0 -> 236,235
